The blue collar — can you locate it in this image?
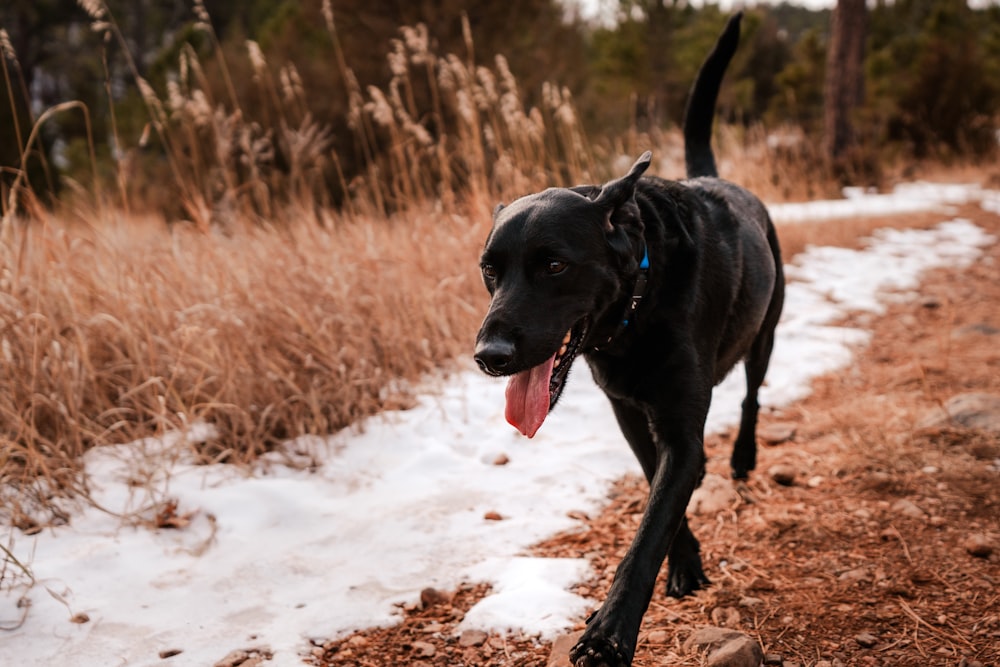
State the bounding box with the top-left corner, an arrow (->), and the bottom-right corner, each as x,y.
594,244 -> 649,350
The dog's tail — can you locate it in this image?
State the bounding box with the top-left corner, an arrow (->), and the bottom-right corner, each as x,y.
682,12 -> 742,179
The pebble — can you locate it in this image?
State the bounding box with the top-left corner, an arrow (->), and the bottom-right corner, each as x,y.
707,635 -> 764,667
458,629 -> 488,648
763,654 -> 783,665
483,510 -> 503,521
747,576 -> 776,591
646,629 -> 670,643
545,631 -> 583,667
420,587 -> 452,608
492,453 -> 510,465
863,471 -> 893,491
768,463 -> 797,486
854,631 -> 878,648
684,627 -> 744,653
760,422 -> 797,445
965,534 -> 994,558
689,473 -> 741,515
710,606 -> 741,628
837,567 -> 871,584
412,641 -> 436,657
918,392 -> 1000,432
890,498 -> 926,520
683,627 -> 764,667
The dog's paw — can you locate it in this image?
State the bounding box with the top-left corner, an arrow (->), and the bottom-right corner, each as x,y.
570,631 -> 631,667
569,637 -> 629,667
666,559 -> 711,599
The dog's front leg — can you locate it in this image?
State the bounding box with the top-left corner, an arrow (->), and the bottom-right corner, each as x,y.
570,420 -> 706,667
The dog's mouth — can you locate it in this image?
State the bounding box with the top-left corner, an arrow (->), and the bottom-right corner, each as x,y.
504,319 -> 588,438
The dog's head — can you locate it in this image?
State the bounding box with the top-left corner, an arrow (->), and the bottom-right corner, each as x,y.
474,152 -> 652,437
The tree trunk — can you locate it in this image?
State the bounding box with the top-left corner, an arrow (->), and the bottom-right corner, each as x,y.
824,0 -> 867,166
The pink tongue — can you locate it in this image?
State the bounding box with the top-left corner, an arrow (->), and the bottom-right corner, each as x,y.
504,354 -> 555,438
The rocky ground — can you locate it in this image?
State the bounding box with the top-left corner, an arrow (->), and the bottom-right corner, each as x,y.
308,206 -> 1000,667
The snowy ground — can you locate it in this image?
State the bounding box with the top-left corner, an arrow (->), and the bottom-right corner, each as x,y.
2,184 -> 997,666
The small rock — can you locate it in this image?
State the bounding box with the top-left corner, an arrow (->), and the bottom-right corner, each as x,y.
807,475 -> 824,488
412,641 -> 436,658
880,526 -> 902,541
838,567 -> 871,584
969,441 -> 1000,460
708,636 -> 765,667
546,631 -> 583,667
920,296 -> 943,309
710,606 -> 741,628
763,654 -> 783,666
854,632 -> 878,648
747,576 -> 776,591
918,393 -> 1000,432
768,463 -> 797,486
70,612 -> 90,624
159,649 -> 183,659
952,323 -> 1000,338
965,534 -> 994,558
863,471 -> 893,491
760,422 -> 797,445
483,511 -> 503,521
689,473 -> 741,515
645,629 -> 670,644
346,635 -> 368,647
420,587 -> 452,608
458,629 -> 489,648
493,453 -> 510,465
213,651 -> 249,667
684,627 -> 744,654
891,498 -> 926,520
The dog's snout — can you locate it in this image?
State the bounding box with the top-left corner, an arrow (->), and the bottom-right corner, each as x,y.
474,338 -> 516,375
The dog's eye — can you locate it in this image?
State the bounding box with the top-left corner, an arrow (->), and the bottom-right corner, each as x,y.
546,260 -> 567,275
481,264 -> 497,280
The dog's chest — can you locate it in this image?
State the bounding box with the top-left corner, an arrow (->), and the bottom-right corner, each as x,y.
585,354 -> 650,403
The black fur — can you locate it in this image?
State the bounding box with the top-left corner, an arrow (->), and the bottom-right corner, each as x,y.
474,13 -> 784,667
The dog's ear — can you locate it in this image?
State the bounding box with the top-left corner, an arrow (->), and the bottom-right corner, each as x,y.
595,151 -> 651,231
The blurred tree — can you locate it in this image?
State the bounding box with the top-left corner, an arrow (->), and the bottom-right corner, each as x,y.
767,28 -> 826,133
823,0 -> 866,168
868,0 -> 999,158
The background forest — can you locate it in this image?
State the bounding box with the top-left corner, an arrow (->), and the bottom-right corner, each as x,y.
2,0 -> 1000,221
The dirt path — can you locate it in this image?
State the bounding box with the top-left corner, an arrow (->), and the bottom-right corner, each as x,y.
311,206 -> 1000,667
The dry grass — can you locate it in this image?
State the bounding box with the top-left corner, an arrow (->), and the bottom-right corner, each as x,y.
0,204 -> 489,528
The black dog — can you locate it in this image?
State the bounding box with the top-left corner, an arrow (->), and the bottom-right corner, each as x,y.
474,13 -> 783,667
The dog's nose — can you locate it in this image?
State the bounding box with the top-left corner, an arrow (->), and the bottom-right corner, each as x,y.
474,339 -> 515,375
